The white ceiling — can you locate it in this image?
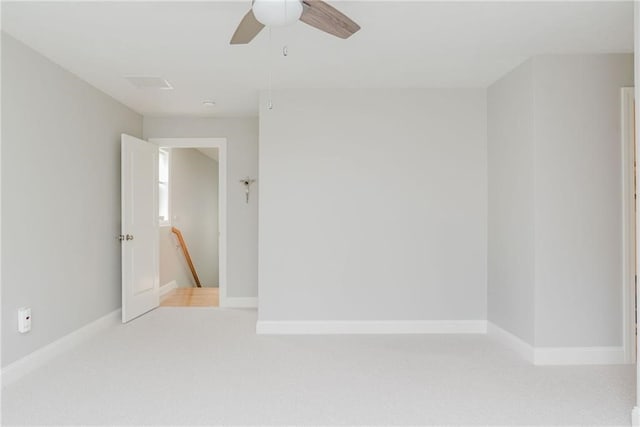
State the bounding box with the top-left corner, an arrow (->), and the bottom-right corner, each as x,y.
196,147 -> 219,161
2,1 -> 633,117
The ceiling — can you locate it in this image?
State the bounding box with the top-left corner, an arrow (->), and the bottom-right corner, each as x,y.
2,1 -> 633,117
196,147 -> 219,161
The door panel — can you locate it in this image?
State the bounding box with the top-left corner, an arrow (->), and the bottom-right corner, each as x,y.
122,134 -> 159,322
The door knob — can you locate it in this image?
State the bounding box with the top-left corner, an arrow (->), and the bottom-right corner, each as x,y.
118,235 -> 125,241
126,234 -> 134,241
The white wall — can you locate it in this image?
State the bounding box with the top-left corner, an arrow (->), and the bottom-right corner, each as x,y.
159,227 -> 192,288
533,54 -> 634,347
143,117 -> 258,298
159,148 -> 219,288
634,2 -> 640,415
1,33 -> 142,366
487,59 -> 536,344
258,89 -> 487,321
488,53 -> 633,348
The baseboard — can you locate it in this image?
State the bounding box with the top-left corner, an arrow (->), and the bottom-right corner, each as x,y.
220,297 -> 258,308
1,309 -> 121,387
487,322 -> 535,363
632,406 -> 640,426
159,280 -> 177,299
533,346 -> 625,365
256,320 -> 487,335
488,322 -> 625,365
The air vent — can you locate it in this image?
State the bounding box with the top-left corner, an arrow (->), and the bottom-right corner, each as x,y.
124,76 -> 173,90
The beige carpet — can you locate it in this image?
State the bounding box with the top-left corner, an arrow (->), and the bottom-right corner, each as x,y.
1,308 -> 635,425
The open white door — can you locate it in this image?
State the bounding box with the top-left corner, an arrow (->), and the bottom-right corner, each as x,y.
121,134 -> 159,322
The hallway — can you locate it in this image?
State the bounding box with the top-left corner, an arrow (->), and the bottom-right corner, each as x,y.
160,287 -> 219,307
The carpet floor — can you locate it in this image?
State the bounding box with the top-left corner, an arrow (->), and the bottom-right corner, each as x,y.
1,308 -> 635,425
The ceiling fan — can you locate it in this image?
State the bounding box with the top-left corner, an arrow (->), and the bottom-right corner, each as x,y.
230,0 -> 361,45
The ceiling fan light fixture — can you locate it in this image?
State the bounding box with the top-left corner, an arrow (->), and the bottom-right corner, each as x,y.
252,0 -> 303,27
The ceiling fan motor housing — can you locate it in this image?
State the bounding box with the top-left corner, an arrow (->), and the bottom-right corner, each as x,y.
252,0 -> 303,27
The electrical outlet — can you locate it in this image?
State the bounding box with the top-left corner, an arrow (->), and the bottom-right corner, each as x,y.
18,307 -> 31,333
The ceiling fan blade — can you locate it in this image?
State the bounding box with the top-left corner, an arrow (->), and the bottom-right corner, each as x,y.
230,9 -> 265,45
300,0 -> 360,39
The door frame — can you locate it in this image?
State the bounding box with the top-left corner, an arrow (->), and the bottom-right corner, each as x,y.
621,87 -> 636,364
148,137 -> 228,306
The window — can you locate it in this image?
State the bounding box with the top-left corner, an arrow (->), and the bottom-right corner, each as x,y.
158,148 -> 170,226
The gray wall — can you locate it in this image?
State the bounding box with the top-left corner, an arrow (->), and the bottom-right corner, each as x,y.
1,33 -> 142,366
143,117 -> 259,298
487,60 -> 536,344
487,53 -> 633,347
533,54 -> 633,347
258,89 -> 487,321
159,148 -> 219,288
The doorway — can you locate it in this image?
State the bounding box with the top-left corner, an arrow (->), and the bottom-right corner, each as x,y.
149,138 -> 228,308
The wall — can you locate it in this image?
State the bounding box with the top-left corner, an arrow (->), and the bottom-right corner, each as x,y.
258,89 -> 487,321
487,60 -> 536,344
487,53 -> 633,348
159,148 -> 219,288
143,117 -> 258,298
633,1 -> 639,414
1,33 -> 142,367
159,227 -> 192,288
532,54 -> 633,347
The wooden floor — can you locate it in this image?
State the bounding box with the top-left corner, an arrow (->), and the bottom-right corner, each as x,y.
160,287 -> 219,307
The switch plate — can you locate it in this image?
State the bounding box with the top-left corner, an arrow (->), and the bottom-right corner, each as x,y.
18,307 -> 31,333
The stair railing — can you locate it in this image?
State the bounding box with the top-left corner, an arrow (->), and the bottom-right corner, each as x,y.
171,227 -> 202,287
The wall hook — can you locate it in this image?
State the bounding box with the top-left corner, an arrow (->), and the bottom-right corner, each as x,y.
240,177 -> 256,203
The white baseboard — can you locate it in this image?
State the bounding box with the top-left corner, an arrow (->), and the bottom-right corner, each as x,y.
488,322 -> 625,365
533,346 -> 625,365
159,280 -> 177,299
632,406 -> 640,426
1,309 -> 121,387
487,322 -> 535,363
256,320 -> 487,335
220,297 -> 258,308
